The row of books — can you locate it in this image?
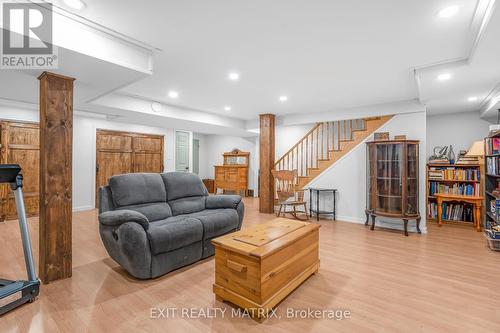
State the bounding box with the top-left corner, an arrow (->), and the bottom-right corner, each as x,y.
428,167 -> 480,181
485,137 -> 500,155
455,156 -> 480,165
427,202 -> 473,222
486,156 -> 500,175
429,182 -> 480,196
489,199 -> 500,222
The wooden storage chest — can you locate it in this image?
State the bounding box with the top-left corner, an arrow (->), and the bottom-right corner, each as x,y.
212,219 -> 320,321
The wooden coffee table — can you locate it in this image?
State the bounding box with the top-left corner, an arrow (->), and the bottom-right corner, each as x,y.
212,218 -> 320,321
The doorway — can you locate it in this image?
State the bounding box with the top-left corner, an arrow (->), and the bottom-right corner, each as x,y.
175,131 -> 190,172
193,138 -> 200,175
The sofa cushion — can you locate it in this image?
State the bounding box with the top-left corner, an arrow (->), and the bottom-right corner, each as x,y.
168,196 -> 206,216
147,218 -> 203,255
162,209 -> 238,239
117,202 -> 172,222
165,208 -> 226,222
110,173 -> 167,206
192,209 -> 239,239
161,172 -> 208,201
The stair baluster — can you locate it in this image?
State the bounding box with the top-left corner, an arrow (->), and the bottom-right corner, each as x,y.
273,117 -> 387,190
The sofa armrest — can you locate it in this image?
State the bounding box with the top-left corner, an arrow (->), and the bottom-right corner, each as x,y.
98,210 -> 149,230
206,195 -> 242,209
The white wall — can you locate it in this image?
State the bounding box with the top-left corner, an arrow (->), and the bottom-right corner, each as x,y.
0,106 -> 175,211
305,112 -> 427,233
204,135 -> 259,196
426,111 -> 490,158
275,123 -> 312,159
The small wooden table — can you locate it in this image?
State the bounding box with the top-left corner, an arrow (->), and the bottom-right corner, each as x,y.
212,219 -> 320,322
435,193 -> 483,232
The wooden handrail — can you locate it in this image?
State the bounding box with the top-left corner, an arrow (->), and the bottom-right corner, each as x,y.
275,122 -> 322,165
274,117 -> 372,178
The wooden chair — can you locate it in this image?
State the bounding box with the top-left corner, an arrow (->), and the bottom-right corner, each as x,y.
271,169 -> 308,221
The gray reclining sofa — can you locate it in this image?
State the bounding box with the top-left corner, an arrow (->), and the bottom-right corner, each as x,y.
98,172 -> 244,279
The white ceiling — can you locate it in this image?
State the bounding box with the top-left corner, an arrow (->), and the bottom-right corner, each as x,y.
1,0 -> 499,131
57,0 -> 499,120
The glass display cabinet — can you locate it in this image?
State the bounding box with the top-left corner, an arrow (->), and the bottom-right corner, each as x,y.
365,139 -> 421,236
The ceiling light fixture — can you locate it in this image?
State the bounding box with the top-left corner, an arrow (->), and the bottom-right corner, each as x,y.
438,5 -> 460,18
468,96 -> 478,102
168,90 -> 179,99
228,72 -> 240,81
437,73 -> 451,81
279,95 -> 288,102
224,106 -> 231,112
63,0 -> 86,10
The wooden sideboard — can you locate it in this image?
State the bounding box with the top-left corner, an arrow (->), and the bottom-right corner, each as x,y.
214,149 -> 249,196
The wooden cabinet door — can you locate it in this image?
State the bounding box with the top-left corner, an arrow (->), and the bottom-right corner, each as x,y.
0,121 -> 40,221
95,130 -> 164,207
132,136 -> 164,173
226,168 -> 239,183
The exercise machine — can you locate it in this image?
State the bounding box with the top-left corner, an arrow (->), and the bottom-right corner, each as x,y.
0,164 -> 39,315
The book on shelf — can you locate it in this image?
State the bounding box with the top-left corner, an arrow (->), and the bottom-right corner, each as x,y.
455,156 -> 480,165
489,199 -> 500,221
428,182 -> 480,196
486,156 -> 500,175
427,166 -> 480,181
485,137 -> 500,155
427,202 -> 473,222
428,158 -> 449,164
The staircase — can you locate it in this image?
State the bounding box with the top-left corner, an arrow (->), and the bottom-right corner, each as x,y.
274,116 -> 393,189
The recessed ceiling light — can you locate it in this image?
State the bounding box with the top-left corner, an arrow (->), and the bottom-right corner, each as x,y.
438,5 -> 460,18
279,95 -> 288,102
168,90 -> 179,99
63,0 -> 86,10
437,73 -> 451,81
224,106 -> 231,112
228,72 -> 240,81
468,96 -> 478,102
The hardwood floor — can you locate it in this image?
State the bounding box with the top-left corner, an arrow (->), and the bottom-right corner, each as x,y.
0,197 -> 499,332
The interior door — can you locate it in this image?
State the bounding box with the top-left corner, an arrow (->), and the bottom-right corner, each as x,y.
192,138 -> 200,175
0,121 -> 40,221
175,131 -> 190,172
96,130 -> 164,207
96,131 -> 133,205
133,135 -> 164,173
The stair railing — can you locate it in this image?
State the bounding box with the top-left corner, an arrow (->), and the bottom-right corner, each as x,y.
274,118 -> 367,178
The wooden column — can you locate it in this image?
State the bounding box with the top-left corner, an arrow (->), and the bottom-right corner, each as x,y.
259,114 -> 275,213
38,72 -> 75,284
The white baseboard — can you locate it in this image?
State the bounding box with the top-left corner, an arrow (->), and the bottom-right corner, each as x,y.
72,205 -> 94,212
322,214 -> 428,234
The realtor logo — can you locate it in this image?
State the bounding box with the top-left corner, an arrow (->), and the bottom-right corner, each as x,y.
1,1 -> 58,69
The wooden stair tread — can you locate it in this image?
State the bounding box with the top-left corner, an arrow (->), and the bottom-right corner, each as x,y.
275,115 -> 393,188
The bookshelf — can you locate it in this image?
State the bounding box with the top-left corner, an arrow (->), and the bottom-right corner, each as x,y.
426,163 -> 483,225
484,131 -> 500,230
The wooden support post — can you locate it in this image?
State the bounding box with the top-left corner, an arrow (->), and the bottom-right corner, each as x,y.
38,72 -> 75,284
259,114 -> 275,214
